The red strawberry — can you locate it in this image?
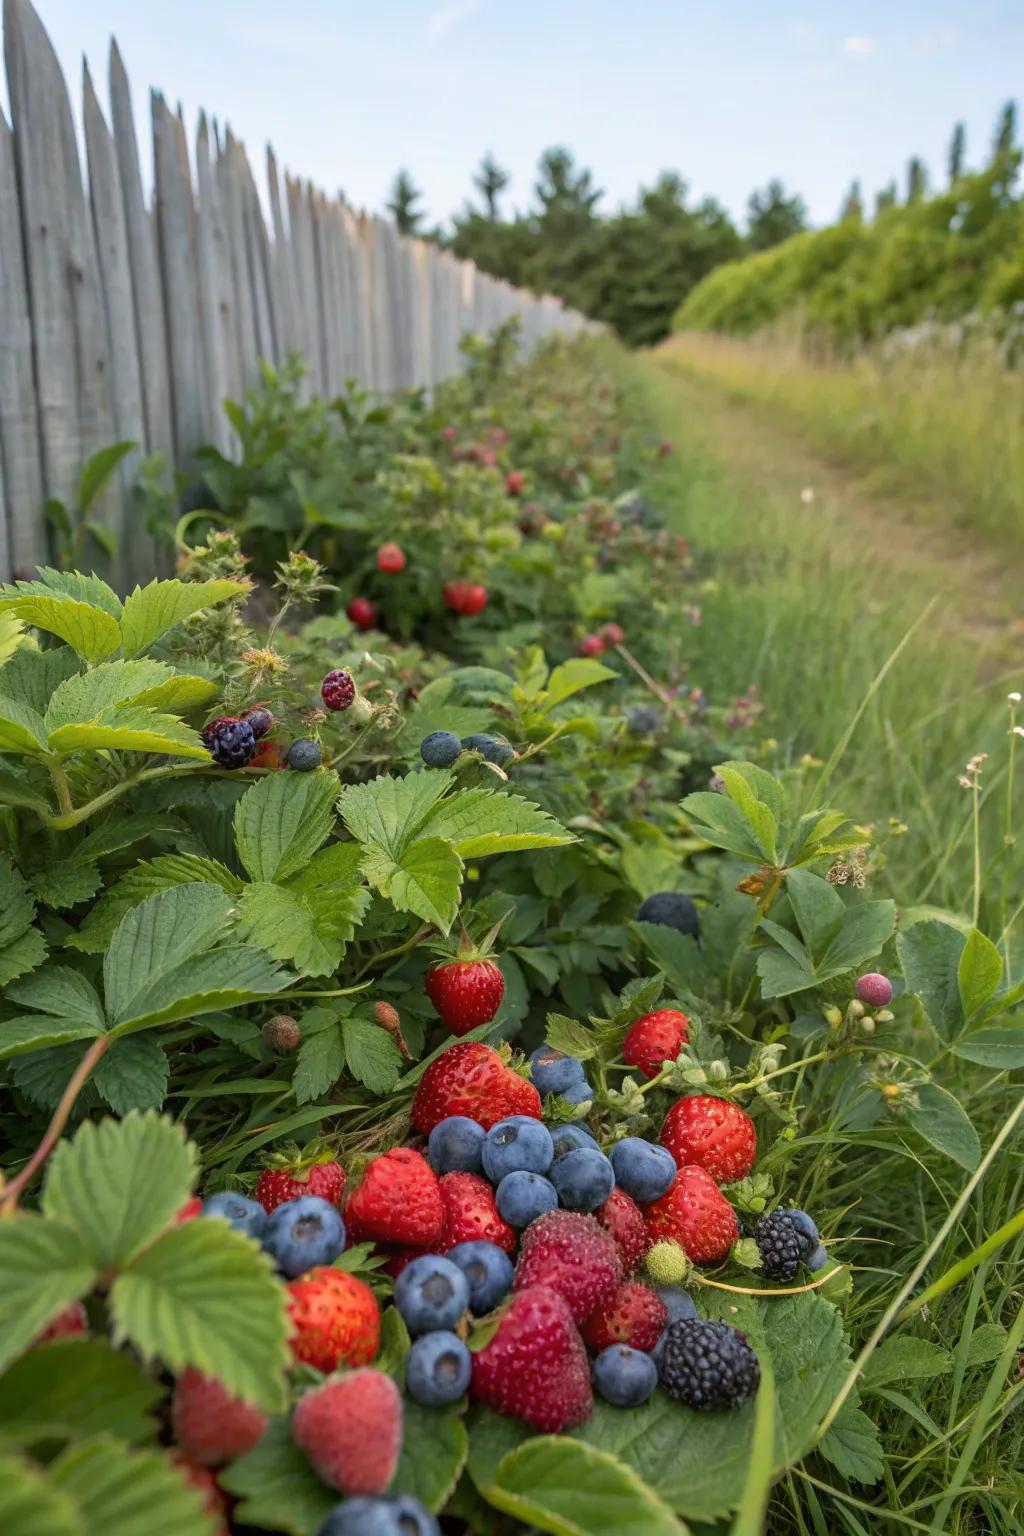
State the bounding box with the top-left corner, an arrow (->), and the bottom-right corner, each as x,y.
411,1043 -> 542,1134
426,958 -> 505,1036
513,1210 -> 621,1325
599,622 -> 625,646
36,1301 -> 88,1345
622,1009 -> 689,1081
438,1171 -> 516,1254
582,1280 -> 667,1353
505,470 -> 525,496
171,1369 -> 268,1467
174,1196 -> 203,1224
172,1457 -> 230,1536
443,581 -> 470,613
345,1147 -> 444,1247
346,595 -> 378,631
472,1285 -> 593,1431
443,581 -> 487,617
381,1246 -> 432,1279
660,1095 -> 756,1184
254,1158 -> 346,1214
577,635 -> 605,657
286,1267 -> 381,1374
292,1370 -> 402,1495
595,1188 -> 649,1272
376,542 -> 406,574
643,1166 -> 739,1263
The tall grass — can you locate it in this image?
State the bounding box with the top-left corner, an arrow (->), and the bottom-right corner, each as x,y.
658,327 -> 1024,548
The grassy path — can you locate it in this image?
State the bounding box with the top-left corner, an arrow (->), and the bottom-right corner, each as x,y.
618,344 -> 1022,919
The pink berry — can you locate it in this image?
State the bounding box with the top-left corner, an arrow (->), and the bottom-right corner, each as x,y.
855,973 -> 893,1007
321,669 -> 356,711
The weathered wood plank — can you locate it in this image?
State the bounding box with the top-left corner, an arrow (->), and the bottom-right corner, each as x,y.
0,105 -> 45,576
152,92 -> 207,465
267,148 -> 304,379
219,128 -> 259,389
239,143 -> 275,364
195,112 -> 236,453
285,174 -> 320,396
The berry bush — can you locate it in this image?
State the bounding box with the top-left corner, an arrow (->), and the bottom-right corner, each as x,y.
0,330 -> 1020,1536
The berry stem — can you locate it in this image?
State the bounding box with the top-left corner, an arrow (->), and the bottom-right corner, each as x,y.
0,1034 -> 110,1212
45,755 -> 74,816
732,1049 -> 833,1095
613,642 -> 691,724
693,1265 -> 844,1298
353,926 -> 433,981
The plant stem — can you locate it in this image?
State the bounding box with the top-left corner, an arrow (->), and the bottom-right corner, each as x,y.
732,1049 -> 833,1094
46,755 -> 74,816
694,1264 -> 844,1298
971,775 -> 982,928
37,761 -> 269,831
353,926 -> 432,981
0,1034 -> 110,1212
613,642 -> 691,724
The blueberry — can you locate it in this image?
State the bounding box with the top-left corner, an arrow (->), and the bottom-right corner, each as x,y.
592,1345 -> 659,1407
495,1170 -> 559,1227
427,1115 -> 485,1175
447,1240 -> 514,1314
461,733 -> 515,766
529,1045 -> 587,1097
318,1497 -> 440,1536
636,891 -> 700,938
202,1191 -> 268,1241
558,1080 -> 593,1105
658,1285 -> 699,1325
394,1254 -> 470,1334
550,1124 -> 599,1159
627,705 -> 662,735
787,1208 -> 820,1248
405,1330 -> 472,1406
610,1138 -> 677,1203
806,1242 -> 830,1272
482,1117 -> 554,1183
262,1195 -> 345,1279
550,1146 -> 615,1212
286,738 -> 322,771
420,731 -> 462,769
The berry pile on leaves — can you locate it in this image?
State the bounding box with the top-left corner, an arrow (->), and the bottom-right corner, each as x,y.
2,326 -> 1007,1536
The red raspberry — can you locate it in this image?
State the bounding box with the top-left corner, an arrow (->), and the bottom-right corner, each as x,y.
376,542 -> 406,574
599,622 -> 625,645
577,635 -> 605,657
595,1188 -> 649,1272
411,1042 -> 542,1134
345,1147 -> 444,1247
292,1370 -> 402,1495
505,470 -> 526,496
622,1009 -> 689,1080
513,1210 -> 621,1325
472,1285 -> 593,1432
321,668 -> 356,711
254,1159 -> 346,1214
346,596 -> 377,631
171,1369 -> 268,1467
660,1095 -> 756,1184
644,1165 -> 739,1264
438,1171 -> 516,1253
582,1279 -> 668,1353
443,581 -> 488,617
286,1267 -> 381,1374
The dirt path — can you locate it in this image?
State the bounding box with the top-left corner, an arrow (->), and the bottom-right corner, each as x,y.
646,345 -> 1021,657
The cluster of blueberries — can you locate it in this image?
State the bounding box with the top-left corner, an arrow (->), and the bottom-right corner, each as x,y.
419,731 -> 515,769
202,1190 -> 345,1279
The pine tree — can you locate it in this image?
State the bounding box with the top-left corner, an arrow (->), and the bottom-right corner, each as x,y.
948,122 -> 966,183
993,101 -> 1017,158
746,180 -> 808,251
906,157 -> 927,204
387,169 -> 424,235
874,180 -> 898,216
841,180 -> 864,221
473,153 -> 510,221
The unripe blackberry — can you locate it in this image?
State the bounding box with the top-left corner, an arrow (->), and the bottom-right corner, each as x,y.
645,1240 -> 690,1287
420,731 -> 462,768
321,669 -> 356,712
243,706 -> 274,739
263,1015 -> 302,1054
286,738 -> 323,771
461,734 -> 515,767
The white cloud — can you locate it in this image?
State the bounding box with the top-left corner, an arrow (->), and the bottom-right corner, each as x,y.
426,0 -> 482,40
842,35 -> 878,56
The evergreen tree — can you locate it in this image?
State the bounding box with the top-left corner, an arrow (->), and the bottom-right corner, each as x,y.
906,157 -> 927,203
948,122 -> 966,183
841,180 -> 864,221
473,153 -> 510,220
875,180 -> 898,215
993,101 -> 1017,158
387,169 -> 424,235
746,179 -> 808,250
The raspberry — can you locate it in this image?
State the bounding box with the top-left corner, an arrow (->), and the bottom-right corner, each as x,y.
595,1188 -> 649,1272
347,596 -> 378,631
513,1210 -> 621,1325
376,543 -> 406,574
321,669 -> 356,711
471,1284 -> 593,1432
203,716 -> 257,769
171,1368 -> 268,1466
293,1370 -> 402,1495
577,635 -> 605,657
754,1208 -> 811,1282
659,1318 -> 760,1411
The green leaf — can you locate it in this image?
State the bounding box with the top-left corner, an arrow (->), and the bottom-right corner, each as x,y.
426,788 -> 574,858
0,1454 -> 82,1536
957,928 -> 1003,1019
29,860 -> 102,911
679,791 -> 765,861
905,1082 -> 981,1170
952,1023 -> 1024,1069
965,1322 -> 1008,1365
119,578 -> 247,657
543,657 -> 619,707
818,1400 -> 884,1484
784,869 -> 844,959
44,1112 -> 196,1270
343,1017 -> 404,1093
67,856 -> 242,954
0,927 -> 48,987
897,919 -> 966,1040
362,836 -> 464,932
237,869 -> 368,979
480,1437 -> 687,1536
0,1216 -> 97,1375
47,707 -> 208,761
0,596 -> 121,663
0,1015 -> 101,1061
392,1401 -> 469,1512
7,965 -> 104,1025
130,674 -> 220,714
0,641 -> 79,715
220,1417 -> 336,1536
861,1336 -> 952,1388
233,771 -> 340,884
717,764 -> 778,864
74,813 -> 187,862
43,661 -> 170,731
0,768 -> 51,813
103,884 -> 231,1023
817,900 -> 896,976
633,921 -> 709,996
731,1351 -> 775,1536
0,569 -> 122,618
545,1013 -> 598,1061
0,693 -> 48,752
756,945 -> 816,1000
0,607 -> 24,663
48,1436 -> 217,1536
292,1017 -> 345,1104
77,442 -> 136,513
338,770 -> 451,853
93,1037 -> 169,1114
0,856 -> 47,985
110,1219 -> 290,1411
0,1338 -> 162,1446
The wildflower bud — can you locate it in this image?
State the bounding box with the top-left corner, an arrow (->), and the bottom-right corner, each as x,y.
860,1017 -> 876,1035
824,1005 -> 844,1028
875,1009 -> 895,1023
848,999 -> 866,1020
263,1015 -> 302,1054
348,694 -> 376,727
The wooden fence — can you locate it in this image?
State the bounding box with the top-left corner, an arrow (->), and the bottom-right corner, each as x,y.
0,0 -> 588,584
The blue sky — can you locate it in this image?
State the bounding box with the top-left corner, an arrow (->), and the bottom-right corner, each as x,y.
5,0 -> 1022,230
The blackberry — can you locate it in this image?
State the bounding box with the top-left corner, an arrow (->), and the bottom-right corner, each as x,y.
420,731 -> 462,768
204,716 -> 257,769
636,891 -> 700,939
286,738 -> 322,771
242,705 -> 274,739
627,705 -> 661,735
754,1209 -> 807,1282
321,668 -> 356,711
659,1318 -> 760,1411
461,733 -> 515,766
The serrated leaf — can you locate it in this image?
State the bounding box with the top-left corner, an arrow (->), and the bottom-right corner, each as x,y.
237,866 -> 368,978
0,693 -> 48,752
362,836 -> 463,932
0,1216 -> 97,1375
119,578 -> 247,657
93,1037 -> 169,1114
818,900 -> 896,975
481,1437 -> 686,1536
784,869 -> 844,959
292,1020 -> 346,1104
0,1338 -> 162,1446
0,1015 -> 102,1061
0,1454 -> 82,1536
48,707 -> 208,760
342,1016 -> 403,1093
44,1112 -> 196,1269
426,788 -> 574,857
30,860 -> 102,910
43,661 -> 170,731
952,1024 -> 1024,1068
755,946 -> 817,999
0,768 -> 51,813
717,763 -> 778,864
861,1336 -> 952,1388
130,674 -> 220,713
393,1402 -> 469,1512
965,1322 -> 1008,1365
0,643 -> 79,714
905,1082 -> 981,1170
0,924 -> 48,986
102,884 -> 231,1025
545,1013 -> 597,1061
338,770 -> 452,853
111,945 -> 288,1034
67,856 -> 242,954
9,1041 -> 101,1110
220,1417 -> 336,1536
957,928 -> 1003,1018
0,569 -> 122,617
818,1400 -> 885,1484
679,790 -> 766,861
7,965 -> 105,1025
233,771 -> 340,884
544,657 -> 619,707
897,919 -> 966,1040
0,855 -> 41,948
74,813 -> 185,862
0,595 -> 121,663
0,607 -> 24,663
49,1436 -> 217,1536
110,1220 -> 290,1411
632,921 -> 709,996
